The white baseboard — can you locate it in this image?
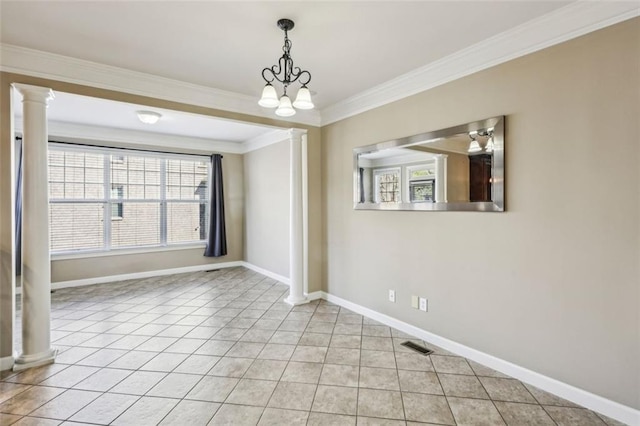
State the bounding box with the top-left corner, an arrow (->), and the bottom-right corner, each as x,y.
241,262 -> 290,285
320,291 -> 639,426
0,355 -> 14,371
51,261 -> 243,290
306,291 -> 323,301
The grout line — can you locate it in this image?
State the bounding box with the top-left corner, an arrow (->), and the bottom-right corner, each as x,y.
7,266 -> 606,425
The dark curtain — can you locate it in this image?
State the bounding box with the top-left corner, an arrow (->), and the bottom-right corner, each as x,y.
204,154 -> 227,257
15,137 -> 22,275
358,167 -> 365,203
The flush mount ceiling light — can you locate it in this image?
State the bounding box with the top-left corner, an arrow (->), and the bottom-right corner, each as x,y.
136,110 -> 162,124
259,18 -> 314,117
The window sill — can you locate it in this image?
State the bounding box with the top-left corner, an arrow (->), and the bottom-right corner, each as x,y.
51,243 -> 207,261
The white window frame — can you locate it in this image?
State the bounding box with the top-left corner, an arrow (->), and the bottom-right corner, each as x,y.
404,163 -> 436,203
48,142 -> 211,255
373,167 -> 401,203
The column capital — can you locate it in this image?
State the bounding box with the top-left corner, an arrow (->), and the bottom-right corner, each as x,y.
288,128 -> 307,142
12,83 -> 55,105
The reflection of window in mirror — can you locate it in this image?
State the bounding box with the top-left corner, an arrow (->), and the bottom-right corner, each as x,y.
373,168 -> 400,203
405,164 -> 435,203
410,180 -> 434,202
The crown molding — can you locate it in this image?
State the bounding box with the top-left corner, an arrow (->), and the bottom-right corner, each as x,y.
320,1 -> 640,125
243,129 -> 292,153
0,44 -> 322,127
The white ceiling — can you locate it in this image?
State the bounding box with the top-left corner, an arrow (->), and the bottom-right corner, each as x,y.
3,1 -> 636,141
1,1 -> 573,111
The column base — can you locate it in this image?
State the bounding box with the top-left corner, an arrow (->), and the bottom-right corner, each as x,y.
284,295 -> 310,306
13,348 -> 57,372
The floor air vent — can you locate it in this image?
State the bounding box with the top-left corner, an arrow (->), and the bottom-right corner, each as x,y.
401,341 -> 433,355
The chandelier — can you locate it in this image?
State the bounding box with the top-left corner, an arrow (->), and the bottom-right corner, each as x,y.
258,19 -> 314,117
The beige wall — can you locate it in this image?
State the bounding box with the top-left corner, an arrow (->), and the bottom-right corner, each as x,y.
321,18 -> 639,409
244,140 -> 290,278
446,152 -> 469,202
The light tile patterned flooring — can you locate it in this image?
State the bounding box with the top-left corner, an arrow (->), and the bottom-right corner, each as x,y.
0,267 -> 626,426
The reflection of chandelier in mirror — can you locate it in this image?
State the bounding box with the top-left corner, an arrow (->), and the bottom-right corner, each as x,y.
468,128 -> 494,153
468,131 -> 482,153
258,19 -> 314,117
485,136 -> 495,153
484,126 -> 495,153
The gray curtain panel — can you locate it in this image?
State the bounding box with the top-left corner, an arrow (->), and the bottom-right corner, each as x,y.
15,137 -> 22,275
204,154 -> 227,257
359,167 -> 365,203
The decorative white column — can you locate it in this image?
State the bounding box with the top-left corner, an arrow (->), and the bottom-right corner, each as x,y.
13,84 -> 56,371
434,154 -> 448,203
285,129 -> 309,306
301,133 -> 309,297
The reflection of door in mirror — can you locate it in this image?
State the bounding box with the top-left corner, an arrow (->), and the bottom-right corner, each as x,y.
469,154 -> 492,202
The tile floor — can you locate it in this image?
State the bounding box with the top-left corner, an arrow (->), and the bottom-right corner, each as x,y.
0,267 -> 626,426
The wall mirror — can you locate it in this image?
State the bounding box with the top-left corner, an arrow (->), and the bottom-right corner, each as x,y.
354,116 -> 504,212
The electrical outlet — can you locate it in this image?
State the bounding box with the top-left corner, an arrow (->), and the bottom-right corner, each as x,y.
388,290 -> 396,303
419,297 -> 428,312
411,295 -> 419,309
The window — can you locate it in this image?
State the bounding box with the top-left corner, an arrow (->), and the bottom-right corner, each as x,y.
373,168 -> 401,203
406,165 -> 435,203
48,143 -> 210,254
409,180 -> 434,202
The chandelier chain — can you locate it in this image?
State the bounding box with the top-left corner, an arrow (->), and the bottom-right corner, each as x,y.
262,26 -> 311,92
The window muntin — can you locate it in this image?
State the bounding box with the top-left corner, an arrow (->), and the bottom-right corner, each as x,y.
373,168 -> 401,203
48,144 -> 210,254
49,150 -> 105,200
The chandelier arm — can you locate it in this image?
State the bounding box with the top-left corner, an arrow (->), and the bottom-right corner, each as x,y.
261,67 -> 276,83
289,69 -> 312,86
262,60 -> 286,84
